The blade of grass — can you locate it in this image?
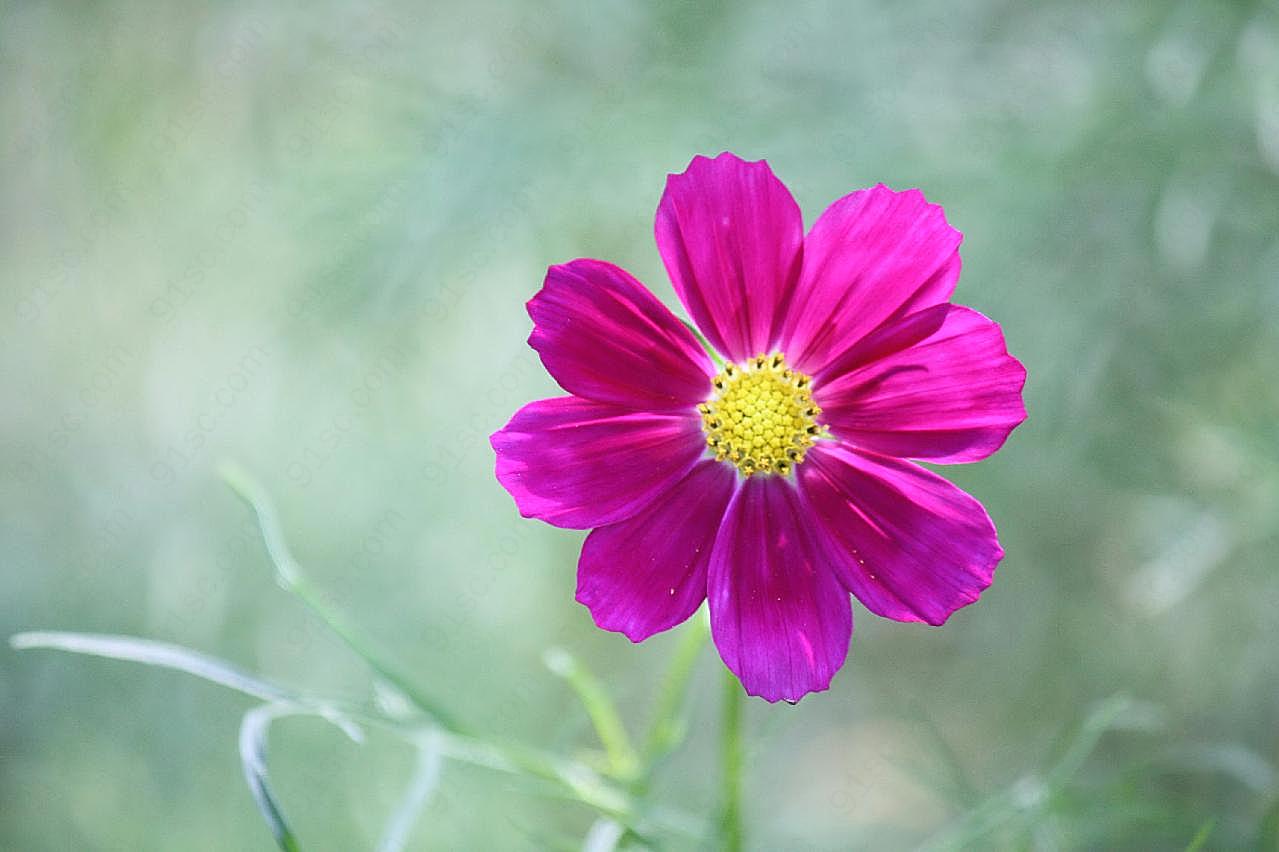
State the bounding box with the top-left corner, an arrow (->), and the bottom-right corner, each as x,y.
544,648 -> 639,781
218,460 -> 464,734
640,609 -> 709,775
217,464 -> 692,831
720,668 -> 744,852
1184,818 -> 1215,852
376,731 -> 444,852
11,630 -> 366,741
1257,795 -> 1279,849
581,818 -> 624,852
11,631 -> 297,704
11,631 -> 672,830
11,629 -> 700,840
241,704 -> 304,852
920,695 -> 1139,851
903,702 -> 980,809
1044,695 -> 1136,789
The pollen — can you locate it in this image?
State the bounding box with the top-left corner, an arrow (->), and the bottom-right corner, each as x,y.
698,353 -> 823,476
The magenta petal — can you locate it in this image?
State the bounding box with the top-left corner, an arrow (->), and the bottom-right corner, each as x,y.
528,259 -> 715,410
798,443 -> 1003,626
708,476 -> 852,703
491,396 -> 705,529
655,152 -> 803,363
779,185 -> 962,377
815,305 -> 1027,463
577,461 -> 736,642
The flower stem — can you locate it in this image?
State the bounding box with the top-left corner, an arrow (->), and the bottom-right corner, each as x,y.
639,607 -> 710,776
543,647 -> 640,781
721,668 -> 744,851
679,317 -> 725,368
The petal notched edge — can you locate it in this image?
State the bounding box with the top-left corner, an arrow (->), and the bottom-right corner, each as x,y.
655,152 -> 803,363
815,304 -> 1028,464
528,259 -> 715,410
798,443 -> 1005,626
576,460 -> 736,642
780,184 -> 962,377
707,476 -> 852,703
490,396 -> 705,530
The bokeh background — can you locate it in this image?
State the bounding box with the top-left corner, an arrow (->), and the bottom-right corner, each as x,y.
3,0 -> 1278,849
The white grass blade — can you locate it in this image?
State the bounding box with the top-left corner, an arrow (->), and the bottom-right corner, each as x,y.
11,631 -> 296,703
376,731 -> 444,852
240,704 -> 303,852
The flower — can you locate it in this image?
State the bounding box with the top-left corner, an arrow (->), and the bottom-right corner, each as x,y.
491,152 -> 1027,703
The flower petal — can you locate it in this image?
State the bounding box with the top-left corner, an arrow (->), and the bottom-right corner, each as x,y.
797,443 -> 1003,626
491,396 -> 705,529
528,259 -> 716,410
707,476 -> 852,703
815,304 -> 1027,463
779,185 -> 962,377
577,460 -> 737,642
655,152 -> 803,363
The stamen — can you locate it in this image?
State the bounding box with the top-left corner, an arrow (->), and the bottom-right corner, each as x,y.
700,352 -> 823,477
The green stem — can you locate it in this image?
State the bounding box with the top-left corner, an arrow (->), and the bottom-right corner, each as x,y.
720,668 -> 744,852
679,317 -> 724,368
219,461 -> 467,735
11,630 -> 704,839
639,609 -> 710,779
543,648 -> 640,781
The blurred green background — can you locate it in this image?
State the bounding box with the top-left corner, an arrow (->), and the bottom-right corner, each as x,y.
3,0 -> 1279,848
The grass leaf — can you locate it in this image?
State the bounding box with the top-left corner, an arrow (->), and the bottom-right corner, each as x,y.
920,695 -> 1144,851
581,818 -> 624,852
376,732 -> 444,852
11,631 -> 297,704
543,647 -> 639,781
640,610 -> 709,775
1183,818 -> 1215,852
10,630 -> 365,742
218,460 -> 464,733
240,704 -> 304,852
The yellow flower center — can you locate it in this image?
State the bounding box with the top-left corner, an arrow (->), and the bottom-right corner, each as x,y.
698,353 -> 822,477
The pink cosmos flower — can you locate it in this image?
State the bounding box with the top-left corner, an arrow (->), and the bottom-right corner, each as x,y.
491,153 -> 1026,703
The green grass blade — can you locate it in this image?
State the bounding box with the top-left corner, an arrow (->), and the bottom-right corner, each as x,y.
1184,818 -> 1215,852
920,695 -> 1141,851
11,631 -> 298,704
1043,694 -> 1135,790
218,460 -> 464,733
240,704 -> 304,852
10,630 -> 365,741
719,667 -> 744,852
543,648 -> 639,781
581,818 -> 624,852
1257,795 -> 1279,849
640,609 -> 709,772
376,732 -> 444,852
9,633 -> 691,841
